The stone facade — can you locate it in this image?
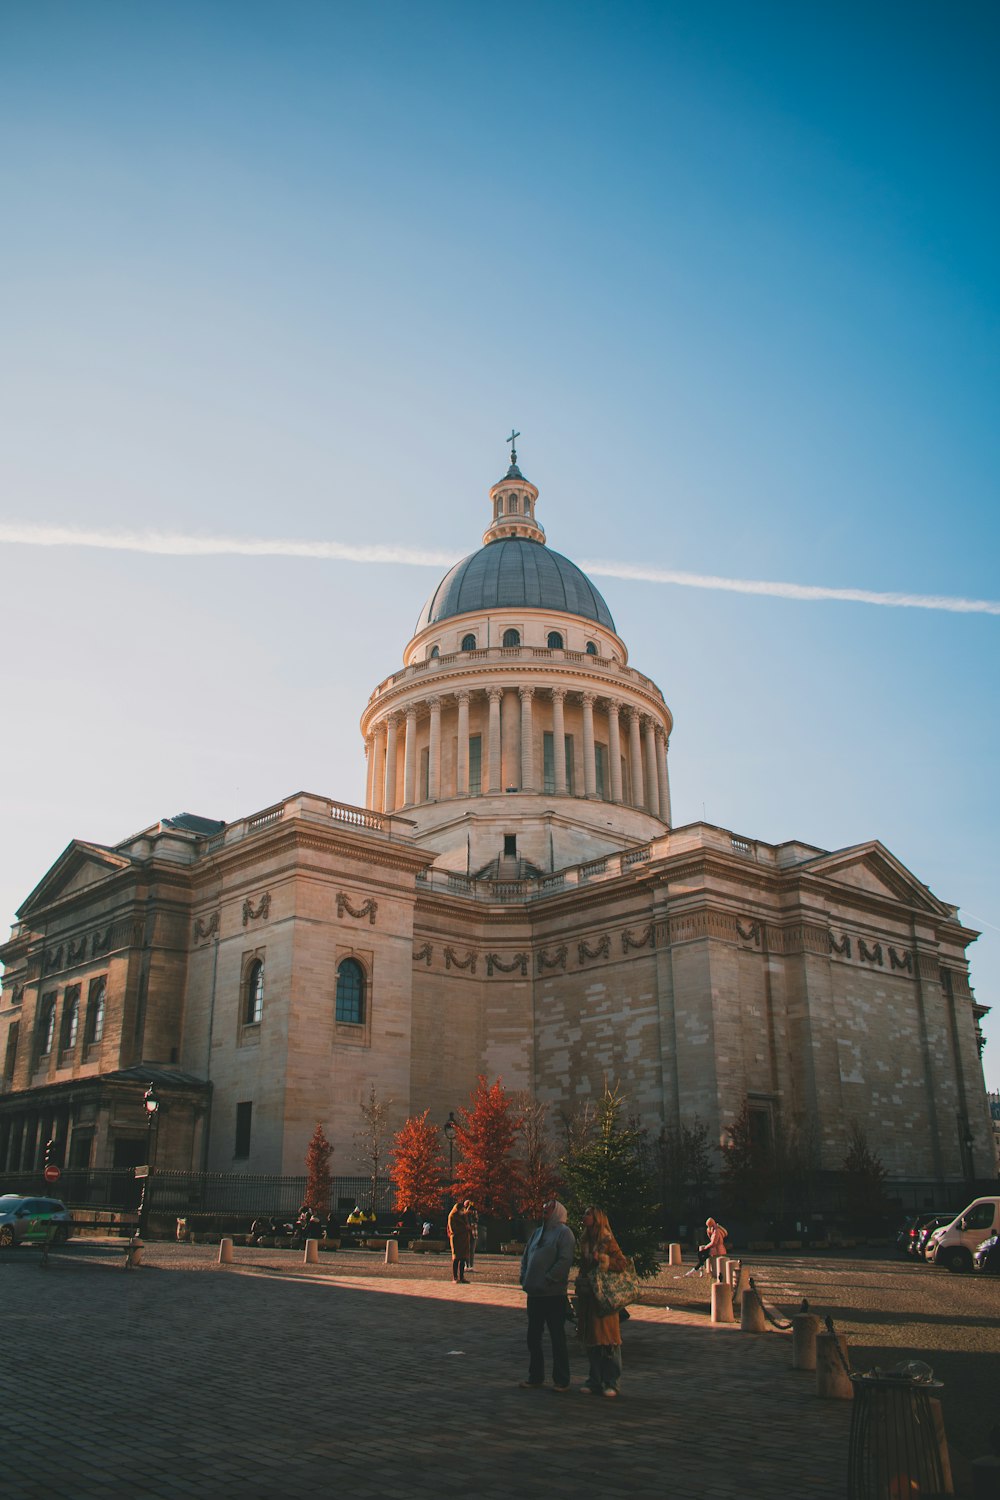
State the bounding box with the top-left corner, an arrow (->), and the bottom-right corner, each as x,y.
0,452 -> 991,1197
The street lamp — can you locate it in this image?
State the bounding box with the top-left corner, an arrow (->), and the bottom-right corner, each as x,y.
135,1083 -> 160,1240
443,1111 -> 457,1186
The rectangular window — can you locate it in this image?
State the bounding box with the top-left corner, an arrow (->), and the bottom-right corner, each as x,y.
504,834 -> 517,857
595,743 -> 607,799
3,1022 -> 18,1082
468,735 -> 482,796
234,1102 -> 253,1160
543,733 -> 575,793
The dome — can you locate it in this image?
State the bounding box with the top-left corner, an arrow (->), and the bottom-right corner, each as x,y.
416,537 -> 616,632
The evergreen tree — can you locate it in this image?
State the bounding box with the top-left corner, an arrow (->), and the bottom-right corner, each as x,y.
560,1082 -> 661,1277
389,1110 -> 446,1216
452,1075 -> 525,1218
843,1121 -> 889,1231
304,1121 -> 333,1215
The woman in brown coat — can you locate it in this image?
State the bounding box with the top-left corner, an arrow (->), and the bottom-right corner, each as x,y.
575,1207 -> 627,1397
447,1201 -> 471,1284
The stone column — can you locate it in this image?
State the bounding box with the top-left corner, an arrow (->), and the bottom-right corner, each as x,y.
581,692 -> 597,797
606,701 -> 623,802
427,696 -> 441,801
627,708 -> 644,809
383,714 -> 399,814
644,716 -> 660,817
551,688 -> 567,794
403,707 -> 418,806
372,723 -> 387,812
657,730 -> 672,827
456,691 -> 470,797
519,686 -> 535,792
364,733 -> 375,810
487,688 -> 503,794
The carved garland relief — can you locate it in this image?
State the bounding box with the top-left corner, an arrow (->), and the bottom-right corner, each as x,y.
242,892 -> 271,926
336,893 -> 378,925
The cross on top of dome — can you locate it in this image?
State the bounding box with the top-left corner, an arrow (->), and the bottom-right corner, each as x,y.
504,427 -> 524,480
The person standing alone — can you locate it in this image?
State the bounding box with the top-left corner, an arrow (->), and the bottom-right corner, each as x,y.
519,1199 -> 575,1392
447,1200 -> 471,1284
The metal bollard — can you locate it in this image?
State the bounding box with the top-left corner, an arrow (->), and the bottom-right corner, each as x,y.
668,1242 -> 682,1266
740,1285 -> 766,1333
304,1237 -> 320,1265
816,1332 -> 853,1399
385,1239 -> 399,1265
218,1237 -> 234,1265
711,1279 -> 734,1323
791,1312 -> 820,1370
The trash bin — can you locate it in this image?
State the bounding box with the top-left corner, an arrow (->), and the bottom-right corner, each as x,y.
847,1368 -> 953,1499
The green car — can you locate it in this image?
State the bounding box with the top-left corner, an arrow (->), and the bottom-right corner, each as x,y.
0,1195 -> 74,1247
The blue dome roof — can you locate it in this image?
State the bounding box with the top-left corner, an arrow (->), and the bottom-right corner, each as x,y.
417,538 -> 616,632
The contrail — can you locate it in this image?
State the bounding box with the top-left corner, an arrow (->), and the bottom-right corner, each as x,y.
1,521 -> 997,617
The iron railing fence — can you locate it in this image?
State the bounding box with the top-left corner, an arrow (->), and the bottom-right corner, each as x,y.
0,1169 -> 396,1219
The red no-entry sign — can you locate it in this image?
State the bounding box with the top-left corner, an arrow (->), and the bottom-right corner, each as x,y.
43,1164 -> 61,1183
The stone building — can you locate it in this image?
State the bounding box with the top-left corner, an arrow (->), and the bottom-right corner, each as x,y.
0,446 -> 992,1202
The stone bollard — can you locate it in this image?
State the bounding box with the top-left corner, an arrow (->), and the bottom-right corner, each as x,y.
715,1256 -> 729,1284
668,1242 -> 682,1266
385,1239 -> 399,1265
218,1237 -> 234,1265
815,1332 -> 853,1399
128,1241 -> 144,1267
711,1279 -> 734,1323
791,1313 -> 820,1370
731,1264 -> 751,1301
304,1238 -> 320,1265
740,1285 -> 766,1333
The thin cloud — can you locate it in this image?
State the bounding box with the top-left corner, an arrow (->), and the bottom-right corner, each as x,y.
1,520 -> 997,616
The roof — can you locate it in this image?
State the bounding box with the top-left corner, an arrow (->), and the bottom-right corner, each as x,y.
416,537 -> 616,631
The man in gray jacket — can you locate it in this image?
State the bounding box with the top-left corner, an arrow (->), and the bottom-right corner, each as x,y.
519,1198 -> 575,1391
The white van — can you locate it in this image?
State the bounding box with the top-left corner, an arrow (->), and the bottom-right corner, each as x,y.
927,1196 -> 1000,1273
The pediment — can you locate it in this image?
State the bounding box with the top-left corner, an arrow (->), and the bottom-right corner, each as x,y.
16,841 -> 135,919
797,842 -> 949,917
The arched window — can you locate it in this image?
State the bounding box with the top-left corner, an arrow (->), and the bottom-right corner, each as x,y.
461,633 -> 476,651
428,644 -> 440,659
245,960 -> 264,1025
585,640 -> 598,655
502,628 -> 520,647
39,995 -> 56,1055
62,989 -> 80,1051
335,958 -> 366,1025
507,495 -> 517,513
547,631 -> 564,649
86,977 -> 106,1045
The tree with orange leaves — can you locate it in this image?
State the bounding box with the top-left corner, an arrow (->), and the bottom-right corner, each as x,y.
451,1075 -> 525,1219
389,1109 -> 447,1217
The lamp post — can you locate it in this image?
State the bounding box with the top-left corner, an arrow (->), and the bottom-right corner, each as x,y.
136,1083 -> 160,1240
443,1111 -> 457,1190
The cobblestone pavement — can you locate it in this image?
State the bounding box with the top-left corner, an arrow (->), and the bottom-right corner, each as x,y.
7,1241 -> 997,1497
1,1241 -> 858,1500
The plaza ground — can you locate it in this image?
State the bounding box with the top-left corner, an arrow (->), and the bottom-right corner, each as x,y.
2,1242 -> 996,1498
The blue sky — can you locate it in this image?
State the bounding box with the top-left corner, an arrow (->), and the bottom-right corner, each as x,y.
1,1 -> 998,1089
